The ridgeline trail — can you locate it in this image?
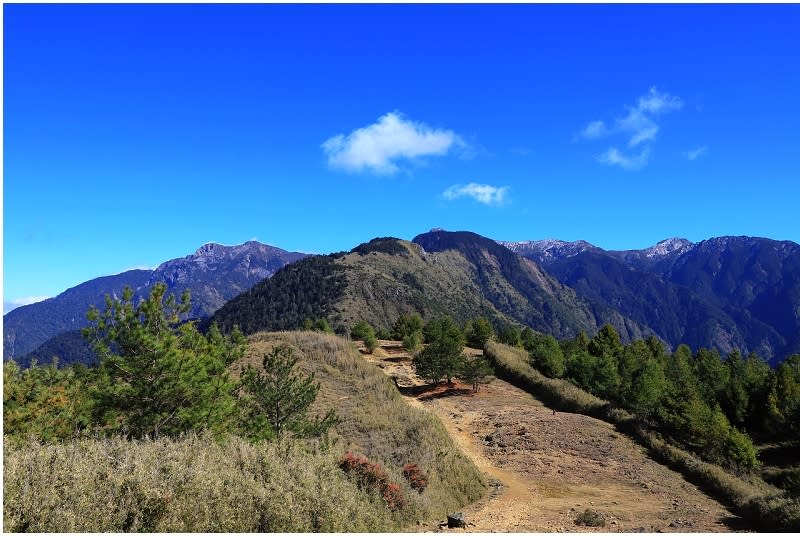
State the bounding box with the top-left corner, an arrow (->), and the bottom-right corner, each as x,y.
363,342 -> 746,533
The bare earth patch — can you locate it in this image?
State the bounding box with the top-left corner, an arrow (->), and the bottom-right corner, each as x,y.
363,343 -> 745,532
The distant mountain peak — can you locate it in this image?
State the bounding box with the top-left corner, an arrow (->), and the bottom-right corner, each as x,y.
5,239 -> 308,364
497,238 -> 598,262
192,240 -> 273,259
643,237 -> 694,258
194,242 -> 229,257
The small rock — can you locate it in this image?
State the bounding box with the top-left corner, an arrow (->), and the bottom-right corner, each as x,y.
447,512 -> 467,528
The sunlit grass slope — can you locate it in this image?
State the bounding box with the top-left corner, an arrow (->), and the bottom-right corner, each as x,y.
3,331 -> 486,532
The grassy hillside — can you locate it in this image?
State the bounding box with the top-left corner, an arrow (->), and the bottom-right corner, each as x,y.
239,331 -> 487,519
4,331 -> 486,532
3,435 -> 394,532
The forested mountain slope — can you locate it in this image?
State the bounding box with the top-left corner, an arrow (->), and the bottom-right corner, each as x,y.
210,231 -> 654,343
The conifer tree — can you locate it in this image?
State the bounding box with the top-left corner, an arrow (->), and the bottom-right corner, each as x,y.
414,316 -> 465,384
527,333 -> 566,378
464,317 -> 495,349
237,344 -> 337,440
459,356 -> 494,392
83,283 -> 245,439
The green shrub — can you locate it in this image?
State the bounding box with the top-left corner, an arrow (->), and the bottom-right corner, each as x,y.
464,317 -> 495,349
402,332 -> 423,352
351,320 -> 378,353
485,341 -> 606,415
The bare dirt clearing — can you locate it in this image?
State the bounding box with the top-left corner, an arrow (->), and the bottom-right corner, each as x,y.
362,342 -> 746,532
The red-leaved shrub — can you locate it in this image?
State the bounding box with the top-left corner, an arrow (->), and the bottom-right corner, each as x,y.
402,463 -> 429,492
339,452 -> 405,511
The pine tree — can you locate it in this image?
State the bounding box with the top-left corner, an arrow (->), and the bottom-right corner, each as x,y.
459,356 -> 494,391
497,325 -> 522,347
83,283 -> 245,439
237,344 -> 338,440
464,317 -> 495,349
527,333 -> 566,378
414,316 -> 466,384
393,313 -> 424,340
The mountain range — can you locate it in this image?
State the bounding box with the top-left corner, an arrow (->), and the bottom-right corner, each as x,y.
500,236 -> 800,365
3,241 -> 306,365
208,231 -> 653,343
5,231 -> 799,367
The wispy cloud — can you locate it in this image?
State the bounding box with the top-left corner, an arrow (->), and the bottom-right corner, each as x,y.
686,145 -> 708,161
636,88 -> 683,115
598,147 -> 651,170
442,183 -> 510,206
4,296 -> 50,315
578,87 -> 683,169
579,120 -> 610,139
322,111 -> 464,174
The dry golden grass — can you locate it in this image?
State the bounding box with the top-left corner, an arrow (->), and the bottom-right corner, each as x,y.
3,434 -> 393,532
4,331 -> 487,532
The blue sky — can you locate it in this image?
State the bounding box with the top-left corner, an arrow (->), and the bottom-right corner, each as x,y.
4,3 -> 800,311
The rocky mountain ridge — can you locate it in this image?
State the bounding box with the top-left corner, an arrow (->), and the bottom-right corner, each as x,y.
502,235 -> 800,364
4,241 -> 307,362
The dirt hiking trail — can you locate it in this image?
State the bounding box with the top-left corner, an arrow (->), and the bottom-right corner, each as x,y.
364,343 -> 746,532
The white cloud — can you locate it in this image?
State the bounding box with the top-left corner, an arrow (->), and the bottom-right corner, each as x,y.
322,111 -> 464,174
637,87 -> 684,114
598,147 -> 651,170
578,87 -> 683,168
579,120 -> 610,139
120,264 -> 155,272
686,145 -> 708,161
617,108 -> 659,147
4,296 -> 50,314
443,183 -> 510,206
